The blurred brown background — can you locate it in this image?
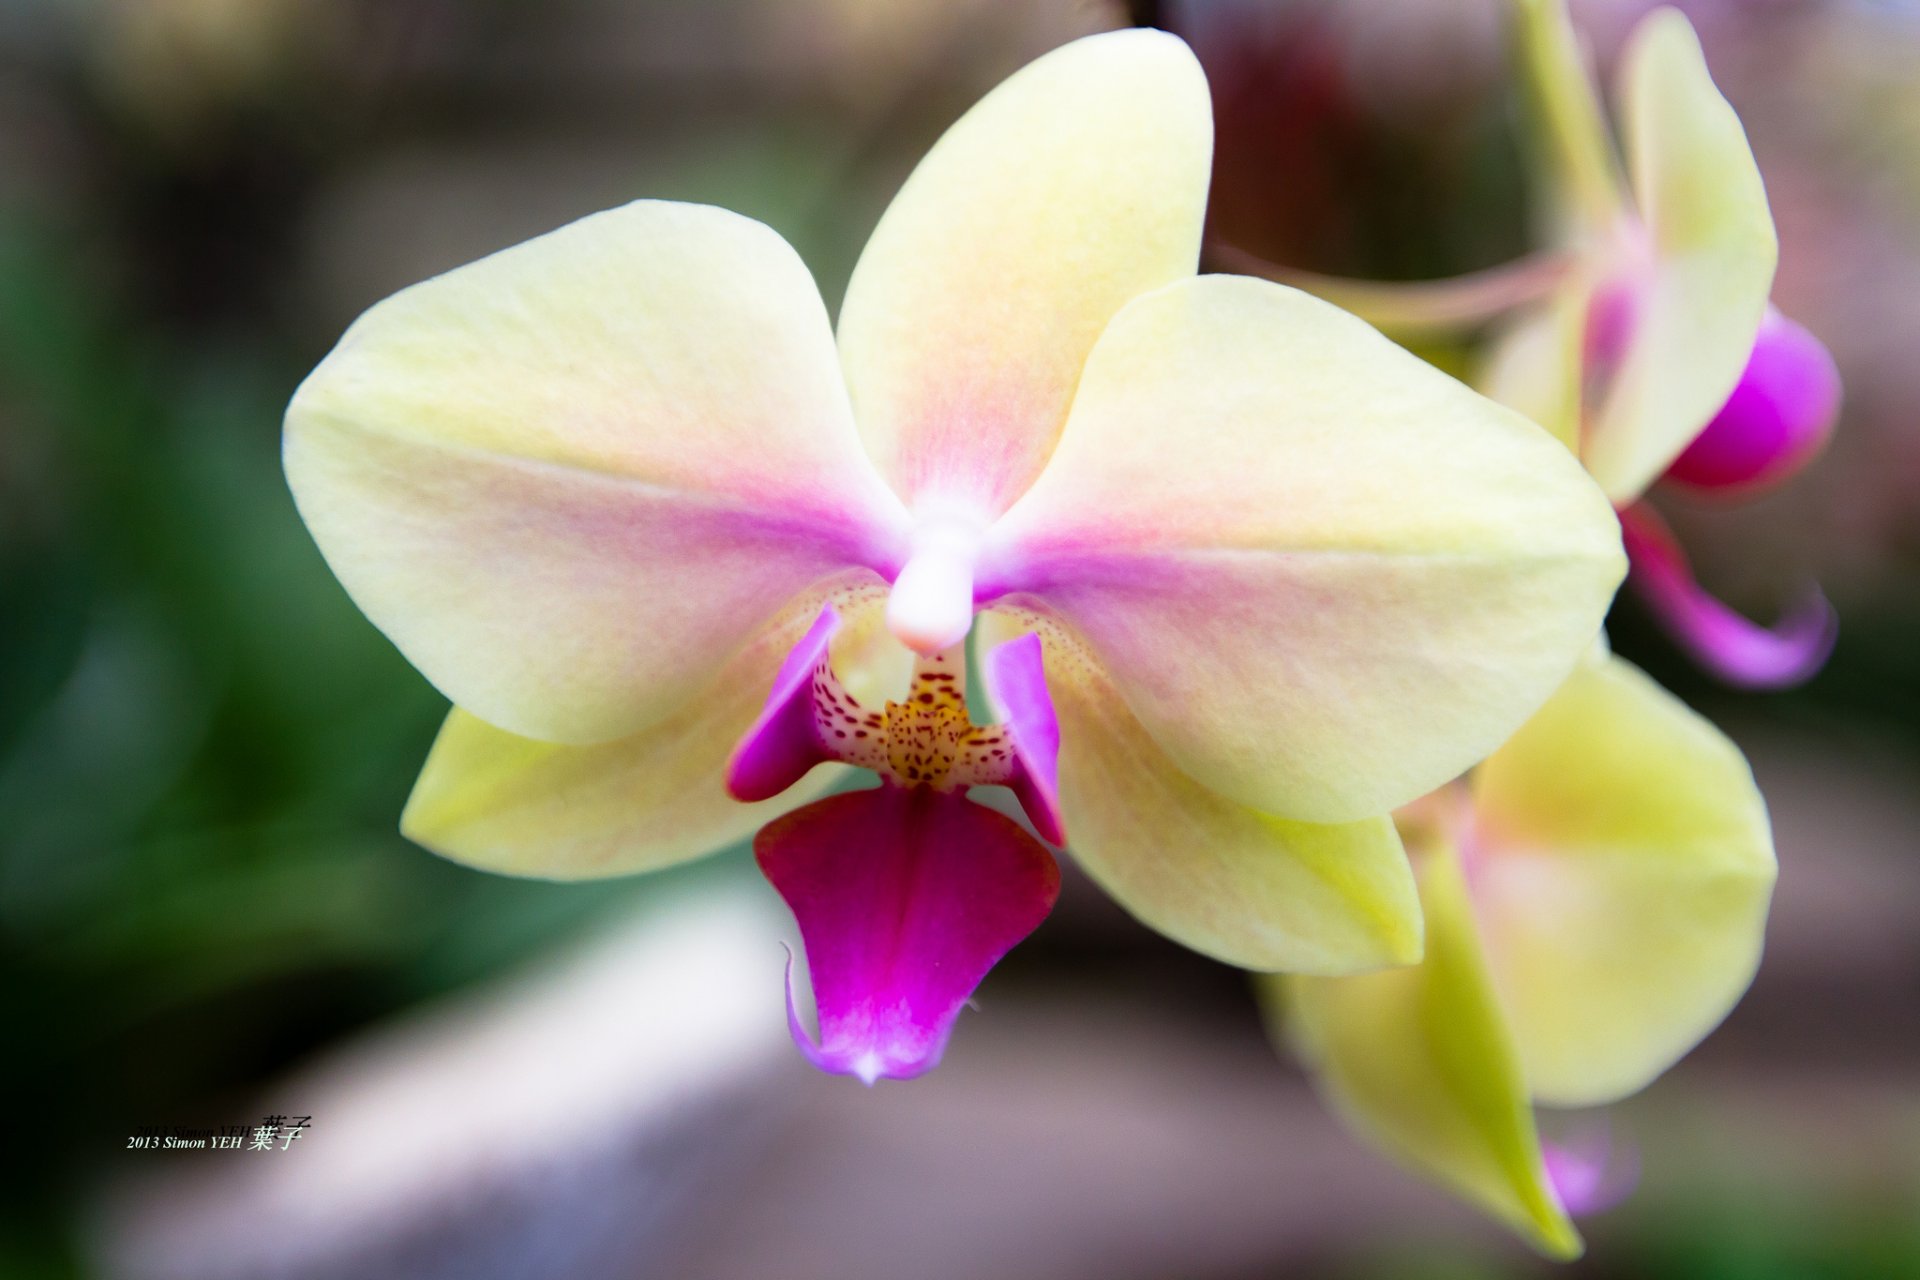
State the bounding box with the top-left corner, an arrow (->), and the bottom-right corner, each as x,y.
1,1 -> 1915,1277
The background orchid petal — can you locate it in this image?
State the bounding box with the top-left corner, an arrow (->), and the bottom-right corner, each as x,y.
1478,275 -> 1590,453
1583,8 -> 1777,503
286,199 -> 908,746
402,582 -> 904,880
1621,503 -> 1836,689
1277,841 -> 1582,1260
1664,305 -> 1843,495
980,611 -> 1421,975
756,785 -> 1060,1084
835,28 -> 1211,517
986,275 -> 1624,823
1470,654 -> 1777,1107
1511,0 -> 1626,230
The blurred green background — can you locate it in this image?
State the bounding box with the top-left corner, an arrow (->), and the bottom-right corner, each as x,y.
1,1 -> 1916,1277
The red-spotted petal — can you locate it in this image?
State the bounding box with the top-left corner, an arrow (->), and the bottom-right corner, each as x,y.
755,786 -> 1059,1083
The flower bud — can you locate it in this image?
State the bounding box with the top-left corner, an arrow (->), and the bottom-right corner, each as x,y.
1664,306 -> 1840,495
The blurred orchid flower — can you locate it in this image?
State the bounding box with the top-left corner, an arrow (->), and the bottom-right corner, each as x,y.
1481,0 -> 1838,687
1267,651 -> 1775,1258
1216,1 -> 1839,688
285,31 -> 1624,1083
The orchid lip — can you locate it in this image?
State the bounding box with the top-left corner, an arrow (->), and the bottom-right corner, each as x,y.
728,605 -> 1068,839
725,605 -> 845,803
758,785 -> 1059,1085
981,631 -> 1066,845
732,607 -> 1070,1082
1620,502 -> 1835,689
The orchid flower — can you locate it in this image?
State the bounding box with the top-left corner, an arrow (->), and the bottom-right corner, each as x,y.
1266,651 -> 1775,1258
1480,0 -> 1838,688
1208,1 -> 1839,688
284,30 -> 1624,1084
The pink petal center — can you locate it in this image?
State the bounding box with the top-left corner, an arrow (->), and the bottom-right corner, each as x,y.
886,509 -> 988,656
727,606 -> 1067,838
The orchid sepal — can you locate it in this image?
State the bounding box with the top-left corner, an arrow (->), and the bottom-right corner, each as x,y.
1275,838 -> 1582,1260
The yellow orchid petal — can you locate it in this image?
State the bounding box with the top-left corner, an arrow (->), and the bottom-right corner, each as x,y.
1478,272 -> 1590,453
836,29 -> 1210,517
1469,654 -> 1776,1107
1583,9 -> 1777,502
1279,840 -> 1582,1260
988,275 -> 1624,823
1510,0 -> 1626,232
403,581 -> 908,879
979,611 -> 1421,975
286,200 -> 908,746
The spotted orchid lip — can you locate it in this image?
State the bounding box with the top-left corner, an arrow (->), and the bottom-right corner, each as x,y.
729,606 -> 1068,1081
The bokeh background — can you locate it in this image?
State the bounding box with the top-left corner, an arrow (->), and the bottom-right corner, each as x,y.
2,0 -> 1916,1276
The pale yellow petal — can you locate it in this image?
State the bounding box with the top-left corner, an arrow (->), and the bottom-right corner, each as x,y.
403,582 -> 908,879
1279,840 -> 1581,1259
1470,654 -> 1776,1106
980,611 -> 1421,975
1510,0 -> 1625,232
1477,276 -> 1590,453
1583,9 -> 1776,502
286,200 -> 908,745
988,275 -> 1624,823
836,28 -> 1211,516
